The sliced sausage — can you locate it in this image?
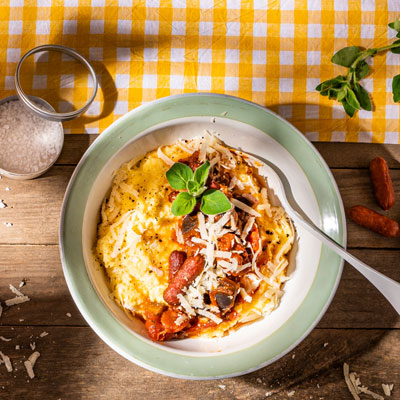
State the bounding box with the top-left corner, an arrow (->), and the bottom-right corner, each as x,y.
168,250 -> 186,281
347,205 -> 399,237
160,309 -> 189,333
144,312 -> 166,342
369,157 -> 395,210
168,190 -> 179,202
163,255 -> 205,305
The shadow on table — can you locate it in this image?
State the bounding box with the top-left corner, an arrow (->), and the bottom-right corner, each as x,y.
233,327 -> 388,395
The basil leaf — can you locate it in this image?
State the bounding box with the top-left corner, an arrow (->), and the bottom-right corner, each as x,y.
187,180 -> 200,196
392,74 -> 400,103
355,61 -> 369,80
331,46 -> 361,67
193,161 -> 210,187
340,100 -> 357,117
328,89 -> 338,99
346,89 -> 361,110
316,76 -> 346,91
389,18 -> 400,32
336,86 -> 347,102
391,39 -> 400,54
166,162 -> 193,190
397,31 -> 400,38
354,83 -> 372,111
200,189 -> 231,215
171,192 -> 196,216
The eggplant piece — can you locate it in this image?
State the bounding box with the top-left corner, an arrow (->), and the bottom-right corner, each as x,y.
182,215 -> 197,234
210,278 -> 239,313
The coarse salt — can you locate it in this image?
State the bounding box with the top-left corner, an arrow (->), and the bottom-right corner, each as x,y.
0,100 -> 62,174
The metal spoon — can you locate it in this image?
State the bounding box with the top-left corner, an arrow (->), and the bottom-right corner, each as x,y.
251,154 -> 400,315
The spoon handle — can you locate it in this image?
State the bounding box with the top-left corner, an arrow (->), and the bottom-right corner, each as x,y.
289,209 -> 400,315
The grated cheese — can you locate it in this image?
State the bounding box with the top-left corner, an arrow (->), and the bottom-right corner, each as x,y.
175,222 -> 184,244
39,331 -> 48,338
343,363 -> 361,400
149,266 -> 163,277
177,294 -> 195,316
214,250 -> 232,259
0,352 -> 12,372
5,295 -> 30,306
198,139 -> 208,162
382,384 -> 394,397
157,147 -> 174,166
9,284 -> 25,297
118,182 -> 139,198
0,336 -> 11,342
196,309 -> 222,324
198,213 -> 208,240
24,351 -> 40,379
241,217 -> 255,241
240,287 -> 252,303
176,140 -> 194,154
231,198 -> 261,218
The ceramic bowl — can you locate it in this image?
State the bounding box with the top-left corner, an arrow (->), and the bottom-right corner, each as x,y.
60,94 -> 346,379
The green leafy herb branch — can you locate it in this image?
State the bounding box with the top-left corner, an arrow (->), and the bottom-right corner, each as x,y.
166,161 -> 231,216
316,18 -> 400,117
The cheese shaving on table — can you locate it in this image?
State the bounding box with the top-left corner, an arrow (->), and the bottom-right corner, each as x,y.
39,331 -> 48,338
157,147 -> 174,166
382,384 -> 394,397
0,352 -> 12,372
343,363 -> 384,400
9,284 -> 25,297
231,198 -> 261,218
24,351 -> 40,379
0,336 -> 11,342
5,295 -> 30,306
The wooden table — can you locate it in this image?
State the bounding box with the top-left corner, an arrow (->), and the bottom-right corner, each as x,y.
0,137 -> 398,399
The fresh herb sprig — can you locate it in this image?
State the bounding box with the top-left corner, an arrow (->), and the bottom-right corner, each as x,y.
316,18 -> 400,117
166,161 -> 231,216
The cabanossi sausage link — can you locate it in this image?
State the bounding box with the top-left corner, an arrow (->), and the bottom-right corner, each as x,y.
347,205 -> 399,237
369,157 -> 395,210
168,250 -> 187,281
163,255 -> 205,305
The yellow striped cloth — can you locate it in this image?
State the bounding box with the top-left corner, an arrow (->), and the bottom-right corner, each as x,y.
0,0 -> 399,142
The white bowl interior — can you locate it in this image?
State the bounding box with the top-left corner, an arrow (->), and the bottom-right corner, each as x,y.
82,117 -> 322,355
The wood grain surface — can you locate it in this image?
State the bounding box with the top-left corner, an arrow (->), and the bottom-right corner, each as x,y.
0,136 -> 399,399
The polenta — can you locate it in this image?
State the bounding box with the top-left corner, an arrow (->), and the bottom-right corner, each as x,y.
95,132 -> 294,341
